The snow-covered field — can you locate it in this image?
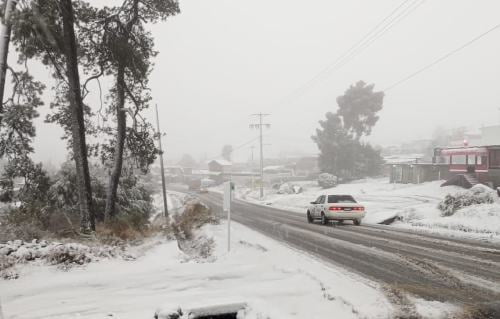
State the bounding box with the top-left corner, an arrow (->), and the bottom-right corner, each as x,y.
0,220 -> 461,319
225,178 -> 500,242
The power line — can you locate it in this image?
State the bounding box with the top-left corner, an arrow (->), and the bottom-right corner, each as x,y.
305,0 -> 414,84
285,0 -> 427,130
280,0 -> 423,104
314,0 -> 421,82
204,136 -> 260,163
332,0 -> 424,72
384,22 -> 500,91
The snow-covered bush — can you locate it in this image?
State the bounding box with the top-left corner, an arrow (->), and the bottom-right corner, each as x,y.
275,183 -> 303,194
438,185 -> 495,217
0,255 -> 15,272
171,200 -> 218,261
1,161 -> 156,241
45,243 -> 92,266
317,173 -> 338,189
172,201 -> 218,241
0,239 -> 135,279
154,307 -> 183,319
178,234 -> 215,262
278,183 -> 292,194
292,185 -> 303,194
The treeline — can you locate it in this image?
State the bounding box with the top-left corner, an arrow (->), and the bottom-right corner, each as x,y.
0,0 -> 180,236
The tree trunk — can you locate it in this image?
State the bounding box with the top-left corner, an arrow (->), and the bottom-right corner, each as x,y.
104,64 -> 126,221
60,0 -> 94,233
0,0 -> 17,123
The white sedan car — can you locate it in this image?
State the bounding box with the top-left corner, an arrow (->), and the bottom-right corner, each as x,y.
306,194 -> 365,225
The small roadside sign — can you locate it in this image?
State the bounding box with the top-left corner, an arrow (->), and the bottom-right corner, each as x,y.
223,181 -> 232,211
223,181 -> 234,252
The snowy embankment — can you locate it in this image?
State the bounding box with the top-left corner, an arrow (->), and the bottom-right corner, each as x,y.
0,193 -> 185,281
226,179 -> 500,242
0,220 -> 460,319
0,239 -> 137,280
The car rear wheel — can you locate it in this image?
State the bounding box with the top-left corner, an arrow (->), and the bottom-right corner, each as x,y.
321,213 -> 328,225
353,219 -> 361,226
307,211 -> 313,223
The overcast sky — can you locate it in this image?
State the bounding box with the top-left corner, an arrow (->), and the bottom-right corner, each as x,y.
26,0 -> 500,165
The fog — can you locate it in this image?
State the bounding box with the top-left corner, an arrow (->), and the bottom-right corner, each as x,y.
29,0 -> 500,165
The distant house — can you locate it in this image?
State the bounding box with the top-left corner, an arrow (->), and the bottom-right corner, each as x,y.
434,145 -> 500,188
207,159 -> 232,173
389,144 -> 500,188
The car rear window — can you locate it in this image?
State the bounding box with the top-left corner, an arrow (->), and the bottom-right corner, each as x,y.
328,195 -> 356,203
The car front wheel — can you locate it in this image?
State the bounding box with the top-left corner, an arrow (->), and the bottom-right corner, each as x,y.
307,211 -> 313,223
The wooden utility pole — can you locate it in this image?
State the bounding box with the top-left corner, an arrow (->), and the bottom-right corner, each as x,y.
250,113 -> 270,200
250,145 -> 255,190
0,0 -> 17,122
155,104 -> 169,218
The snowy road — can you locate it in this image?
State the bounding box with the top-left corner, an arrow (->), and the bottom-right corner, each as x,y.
198,191 -> 500,314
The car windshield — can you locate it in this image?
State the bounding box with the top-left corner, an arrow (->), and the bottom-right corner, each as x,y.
328,195 -> 357,203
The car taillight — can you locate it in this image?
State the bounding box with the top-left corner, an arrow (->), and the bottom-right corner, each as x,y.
354,207 -> 364,211
329,207 -> 342,211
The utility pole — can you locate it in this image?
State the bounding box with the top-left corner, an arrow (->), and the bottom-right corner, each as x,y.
155,104 -> 168,218
0,0 -> 17,121
250,113 -> 270,200
250,145 -> 255,190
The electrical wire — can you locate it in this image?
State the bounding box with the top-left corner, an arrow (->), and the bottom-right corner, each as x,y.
279,0 -> 423,105
384,22 -> 500,91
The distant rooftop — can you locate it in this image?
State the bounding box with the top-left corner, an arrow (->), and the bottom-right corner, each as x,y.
207,159 -> 232,166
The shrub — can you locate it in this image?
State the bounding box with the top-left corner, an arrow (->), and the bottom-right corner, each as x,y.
171,200 -> 218,261
1,161 -> 156,241
318,173 -> 338,189
45,244 -> 91,266
438,185 -> 495,217
177,234 -> 215,261
172,201 -> 217,241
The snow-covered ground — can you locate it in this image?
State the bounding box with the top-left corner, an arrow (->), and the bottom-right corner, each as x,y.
0,220 -> 460,319
222,178 -> 500,242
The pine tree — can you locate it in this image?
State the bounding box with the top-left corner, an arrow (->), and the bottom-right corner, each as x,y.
80,0 -> 180,221
11,0 -> 96,232
312,82 -> 385,180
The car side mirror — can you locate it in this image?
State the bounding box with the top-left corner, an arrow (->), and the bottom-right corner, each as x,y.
310,201 -> 316,204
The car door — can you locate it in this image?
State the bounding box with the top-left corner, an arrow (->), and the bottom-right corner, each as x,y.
312,195 -> 323,217
318,195 -> 326,215
315,195 -> 325,217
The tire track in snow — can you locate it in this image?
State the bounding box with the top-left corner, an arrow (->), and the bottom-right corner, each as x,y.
198,191 -> 500,312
